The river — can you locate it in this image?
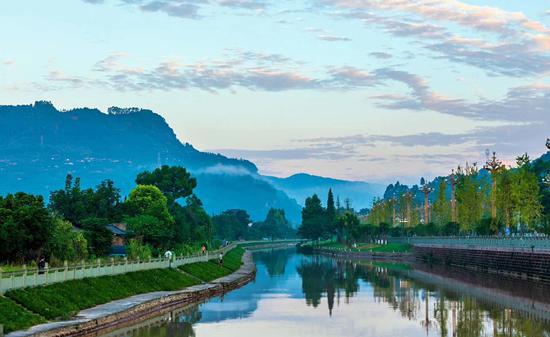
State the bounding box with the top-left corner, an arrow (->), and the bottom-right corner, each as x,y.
100,248 -> 550,337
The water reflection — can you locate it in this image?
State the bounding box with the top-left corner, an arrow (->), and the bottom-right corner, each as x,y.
107,248 -> 550,337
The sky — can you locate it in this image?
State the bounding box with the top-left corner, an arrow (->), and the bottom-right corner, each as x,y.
0,0 -> 549,184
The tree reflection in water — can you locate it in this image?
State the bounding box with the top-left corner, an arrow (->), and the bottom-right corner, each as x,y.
296,256 -> 550,337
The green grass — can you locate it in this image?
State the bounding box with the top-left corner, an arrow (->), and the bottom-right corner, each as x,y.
370,243 -> 411,253
178,247 -> 245,282
314,241 -> 411,253
179,261 -> 233,281
0,296 -> 45,333
5,268 -> 199,320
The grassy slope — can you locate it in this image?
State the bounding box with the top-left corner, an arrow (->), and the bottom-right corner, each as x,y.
5,268 -> 199,320
0,296 -> 45,333
179,247 -> 245,282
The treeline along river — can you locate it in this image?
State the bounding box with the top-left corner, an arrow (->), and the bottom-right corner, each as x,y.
99,248 -> 550,337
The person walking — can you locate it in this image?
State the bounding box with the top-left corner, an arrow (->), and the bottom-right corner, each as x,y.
38,256 -> 46,275
219,252 -> 223,266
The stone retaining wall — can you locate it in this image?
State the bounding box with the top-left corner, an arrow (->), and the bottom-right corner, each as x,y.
8,252 -> 256,337
414,245 -> 550,282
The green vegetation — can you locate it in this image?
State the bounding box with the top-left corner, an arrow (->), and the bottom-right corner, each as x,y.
0,296 -> 45,333
311,241 -> 411,253
297,149 -> 550,242
212,208 -> 295,241
178,246 -> 245,282
222,247 -> 245,271
179,261 -> 233,281
5,269 -> 199,320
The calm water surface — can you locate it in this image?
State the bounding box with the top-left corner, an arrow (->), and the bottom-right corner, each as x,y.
103,248 -> 550,337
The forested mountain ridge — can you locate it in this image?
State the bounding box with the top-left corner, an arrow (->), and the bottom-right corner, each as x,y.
0,101 -> 301,222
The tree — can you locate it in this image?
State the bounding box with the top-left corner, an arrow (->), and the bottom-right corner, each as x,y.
337,211 -> 360,246
260,208 -> 294,239
49,175 -> 122,226
456,163 -> 487,233
325,189 -> 336,236
511,154 -> 543,230
0,193 -> 54,262
298,194 -> 326,240
136,165 -> 197,204
46,218 -> 88,261
432,179 -> 450,227
212,209 -> 251,240
496,168 -> 515,229
125,185 -> 175,248
81,217 -> 113,257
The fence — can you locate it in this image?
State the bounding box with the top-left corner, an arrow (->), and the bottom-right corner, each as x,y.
389,236 -> 550,252
0,244 -> 235,294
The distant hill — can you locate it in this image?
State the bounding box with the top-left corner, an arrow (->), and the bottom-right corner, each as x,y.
265,173 -> 386,210
0,101 -> 301,222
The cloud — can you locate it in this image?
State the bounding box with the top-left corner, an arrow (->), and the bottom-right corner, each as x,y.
316,0 -> 550,77
213,142 -> 359,161
216,0 -> 267,9
317,34 -> 351,42
138,0 -> 203,19
371,68 -> 550,123
369,52 -> 392,59
196,164 -> 254,176
82,0 -> 267,18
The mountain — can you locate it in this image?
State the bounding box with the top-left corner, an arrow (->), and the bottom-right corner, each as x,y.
0,101 -> 301,222
265,173 -> 386,210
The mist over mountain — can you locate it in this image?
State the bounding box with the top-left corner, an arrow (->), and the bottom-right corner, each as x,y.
266,173 -> 386,211
0,101 -> 385,223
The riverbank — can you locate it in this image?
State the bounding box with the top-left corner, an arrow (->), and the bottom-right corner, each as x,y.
312,247 -> 413,262
4,248 -> 255,336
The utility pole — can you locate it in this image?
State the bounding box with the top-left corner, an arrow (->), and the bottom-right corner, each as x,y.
448,169 -> 458,223
484,152 -> 504,219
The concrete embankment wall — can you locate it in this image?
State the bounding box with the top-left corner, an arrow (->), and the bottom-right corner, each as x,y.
8,252 -> 256,337
414,245 -> 550,283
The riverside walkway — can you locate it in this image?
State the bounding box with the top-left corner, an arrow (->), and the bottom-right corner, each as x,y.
0,239 -> 301,293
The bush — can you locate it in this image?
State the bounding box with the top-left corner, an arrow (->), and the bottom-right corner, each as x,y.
0,296 -> 45,333
6,268 -> 198,320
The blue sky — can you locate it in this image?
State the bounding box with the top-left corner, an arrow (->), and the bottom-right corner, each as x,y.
1,0 -> 549,184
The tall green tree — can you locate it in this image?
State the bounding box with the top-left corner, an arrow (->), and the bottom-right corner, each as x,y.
125,185 -> 174,248
212,209 -> 250,240
432,179 -> 450,227
46,218 -> 88,261
136,165 -> 197,204
326,189 -> 336,236
261,208 -> 293,239
456,164 -> 488,233
0,193 -> 54,262
337,211 -> 360,246
511,154 -> 543,230
298,194 -> 326,240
